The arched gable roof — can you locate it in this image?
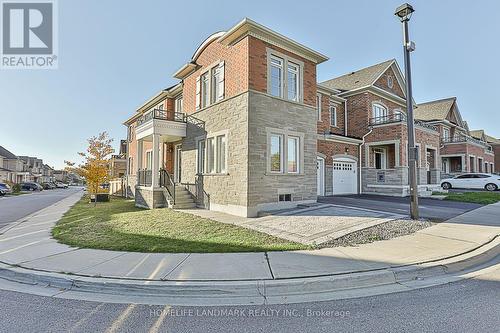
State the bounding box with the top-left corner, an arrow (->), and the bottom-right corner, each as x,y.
191,31 -> 225,62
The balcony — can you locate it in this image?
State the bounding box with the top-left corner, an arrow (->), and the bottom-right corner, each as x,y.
441,135 -> 488,146
369,114 -> 437,131
135,109 -> 187,141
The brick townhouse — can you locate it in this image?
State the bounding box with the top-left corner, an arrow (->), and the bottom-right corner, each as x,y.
124,19 -> 495,217
319,59 -> 442,196
414,98 -> 495,177
470,129 -> 499,173
124,18 -> 328,216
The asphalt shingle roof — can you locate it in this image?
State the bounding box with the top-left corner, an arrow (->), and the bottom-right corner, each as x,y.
415,97 -> 456,121
320,59 -> 395,91
470,130 -> 500,144
0,146 -> 17,159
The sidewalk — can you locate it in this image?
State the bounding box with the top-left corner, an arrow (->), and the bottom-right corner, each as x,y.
0,191 -> 498,304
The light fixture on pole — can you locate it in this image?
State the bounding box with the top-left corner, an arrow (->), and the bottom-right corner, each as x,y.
395,3 -> 419,220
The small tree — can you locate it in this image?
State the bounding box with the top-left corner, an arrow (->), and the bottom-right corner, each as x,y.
66,132 -> 114,204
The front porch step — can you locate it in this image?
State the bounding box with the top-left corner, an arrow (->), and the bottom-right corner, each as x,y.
173,202 -> 197,209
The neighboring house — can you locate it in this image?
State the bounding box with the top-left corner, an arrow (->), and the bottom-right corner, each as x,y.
0,146 -> 30,183
53,170 -> 68,182
125,18 -> 328,216
19,156 -> 44,183
110,139 -> 128,179
469,130 -> 499,173
320,59 -> 442,196
40,164 -> 56,183
414,98 -> 495,177
109,154 -> 126,179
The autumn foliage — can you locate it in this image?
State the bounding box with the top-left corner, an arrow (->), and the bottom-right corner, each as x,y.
65,132 -> 114,195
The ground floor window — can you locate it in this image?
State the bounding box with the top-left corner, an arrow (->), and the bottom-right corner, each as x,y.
197,139 -> 205,174
267,130 -> 303,174
199,133 -> 227,175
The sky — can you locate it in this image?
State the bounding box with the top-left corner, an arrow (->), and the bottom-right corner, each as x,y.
1,0 -> 499,169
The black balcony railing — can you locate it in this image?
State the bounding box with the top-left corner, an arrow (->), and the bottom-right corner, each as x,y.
369,113 -> 406,126
136,109 -> 186,127
441,135 -> 489,147
137,169 -> 152,186
369,114 -> 437,131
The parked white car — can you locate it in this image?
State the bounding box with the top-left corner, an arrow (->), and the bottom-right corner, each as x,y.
441,173 -> 500,191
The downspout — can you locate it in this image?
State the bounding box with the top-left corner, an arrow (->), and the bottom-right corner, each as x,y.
359,126 -> 373,194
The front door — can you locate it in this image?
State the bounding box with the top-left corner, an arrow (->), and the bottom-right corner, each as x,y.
317,157 -> 325,196
174,145 -> 182,183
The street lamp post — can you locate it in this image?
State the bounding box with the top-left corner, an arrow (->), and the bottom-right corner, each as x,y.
395,3 -> 419,220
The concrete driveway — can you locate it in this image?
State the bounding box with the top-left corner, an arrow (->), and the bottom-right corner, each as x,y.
318,194 -> 482,221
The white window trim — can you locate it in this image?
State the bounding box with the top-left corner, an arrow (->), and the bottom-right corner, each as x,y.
266,48 -> 304,103
317,94 -> 322,121
175,96 -> 183,113
372,103 -> 388,120
269,133 -> 284,173
330,104 -> 337,127
201,130 -> 229,175
265,127 -> 305,175
197,61 -> 225,111
287,135 -> 300,174
195,136 -> 205,175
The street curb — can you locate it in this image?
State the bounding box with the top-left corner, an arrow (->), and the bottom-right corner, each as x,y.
0,235 -> 498,305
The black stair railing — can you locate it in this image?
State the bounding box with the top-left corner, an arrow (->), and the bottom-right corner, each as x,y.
159,169 -> 175,204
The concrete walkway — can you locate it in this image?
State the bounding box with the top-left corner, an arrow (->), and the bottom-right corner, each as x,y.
0,191 -> 498,283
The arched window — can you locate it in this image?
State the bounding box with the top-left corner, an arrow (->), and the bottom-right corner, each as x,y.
372,104 -> 388,123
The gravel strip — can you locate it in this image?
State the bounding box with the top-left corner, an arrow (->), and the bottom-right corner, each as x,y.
322,218 -> 434,248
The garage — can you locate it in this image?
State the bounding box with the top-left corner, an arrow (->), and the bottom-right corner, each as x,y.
332,157 -> 358,195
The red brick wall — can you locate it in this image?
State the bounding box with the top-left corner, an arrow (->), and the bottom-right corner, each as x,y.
317,140 -> 359,165
183,36 -> 249,115
317,91 -> 345,135
248,37 -> 317,107
493,144 -> 500,172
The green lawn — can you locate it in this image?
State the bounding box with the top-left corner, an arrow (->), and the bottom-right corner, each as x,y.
52,196 -> 309,253
442,191 -> 500,205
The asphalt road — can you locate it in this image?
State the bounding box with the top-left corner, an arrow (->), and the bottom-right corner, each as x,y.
0,187 -> 82,231
0,265 -> 498,332
319,194 -> 482,221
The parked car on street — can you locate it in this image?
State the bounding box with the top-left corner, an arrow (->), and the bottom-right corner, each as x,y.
0,183 -> 12,196
55,182 -> 69,189
20,182 -> 43,191
441,173 -> 500,191
42,182 -> 56,190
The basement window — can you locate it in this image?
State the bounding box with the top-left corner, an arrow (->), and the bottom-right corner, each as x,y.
279,194 -> 292,202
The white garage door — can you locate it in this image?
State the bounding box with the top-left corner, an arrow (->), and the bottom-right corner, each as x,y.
332,159 -> 357,195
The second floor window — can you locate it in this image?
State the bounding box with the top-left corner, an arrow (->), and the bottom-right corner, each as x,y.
201,72 -> 209,108
268,51 -> 302,102
443,128 -> 450,139
270,56 -> 283,98
175,97 -> 183,113
330,106 -> 337,127
372,104 -> 387,123
196,62 -> 225,110
287,62 -> 299,102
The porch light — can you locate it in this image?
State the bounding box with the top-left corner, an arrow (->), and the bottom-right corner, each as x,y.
345,147 -> 349,154
395,3 -> 414,21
